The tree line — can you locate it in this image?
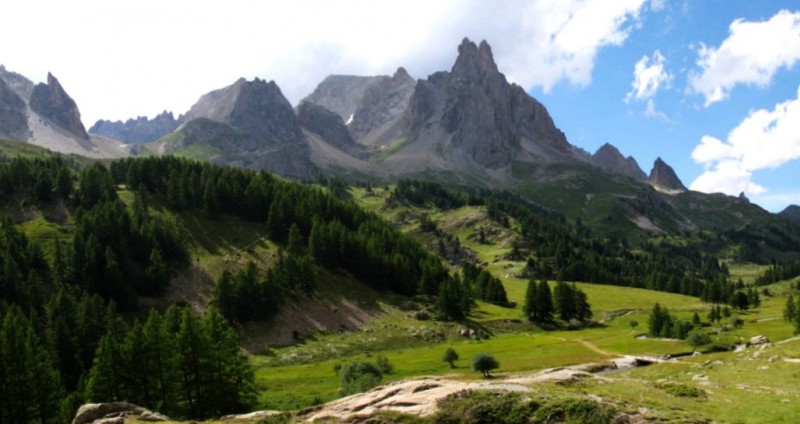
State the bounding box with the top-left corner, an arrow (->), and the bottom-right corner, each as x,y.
390,180 -> 734,301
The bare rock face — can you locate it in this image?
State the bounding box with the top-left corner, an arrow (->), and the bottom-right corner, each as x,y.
297,101 -> 361,154
166,79 -> 317,179
301,75 -> 381,121
591,143 -> 646,181
183,77 -> 304,144
648,157 -> 686,192
29,73 -> 89,139
72,402 -> 169,424
404,38 -> 573,169
0,76 -> 30,141
89,111 -> 179,144
348,67 -> 416,143
228,78 -> 304,143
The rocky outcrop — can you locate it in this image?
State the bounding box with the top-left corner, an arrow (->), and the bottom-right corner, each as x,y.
348,67 -> 416,144
0,65 -> 35,99
0,76 -> 30,141
402,38 -> 575,169
648,157 -> 686,192
301,75 -> 380,121
164,77 -> 317,178
591,143 -> 646,181
89,111 -> 179,144
72,402 -> 169,424
779,205 -> 800,222
182,77 -> 304,145
297,101 -> 361,154
29,73 -> 89,139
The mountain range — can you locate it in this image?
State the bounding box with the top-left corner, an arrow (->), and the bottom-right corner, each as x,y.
2,38 -> 799,244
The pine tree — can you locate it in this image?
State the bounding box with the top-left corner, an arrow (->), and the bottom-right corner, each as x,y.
201,308 -> 256,416
573,285 -> 592,322
0,306 -> 63,424
176,307 -> 207,417
536,280 -> 554,322
784,294 -> 797,322
523,279 -> 538,322
554,280 -> 576,321
86,332 -> 128,403
142,308 -> 180,416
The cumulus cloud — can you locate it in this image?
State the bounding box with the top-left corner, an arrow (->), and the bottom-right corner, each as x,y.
690,85 -> 800,195
0,0 -> 648,124
689,10 -> 800,107
626,50 -> 671,101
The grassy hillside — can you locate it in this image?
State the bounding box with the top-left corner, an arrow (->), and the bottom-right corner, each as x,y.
3,151 -> 800,422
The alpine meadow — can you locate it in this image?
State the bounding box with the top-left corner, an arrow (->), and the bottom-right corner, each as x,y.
3,2 -> 800,423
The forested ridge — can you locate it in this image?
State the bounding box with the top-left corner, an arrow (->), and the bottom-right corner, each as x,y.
0,155 -> 465,423
388,179 -> 752,306
2,155 -> 798,423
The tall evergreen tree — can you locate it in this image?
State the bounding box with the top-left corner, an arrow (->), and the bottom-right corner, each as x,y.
536,280 -> 554,322
0,306 -> 63,424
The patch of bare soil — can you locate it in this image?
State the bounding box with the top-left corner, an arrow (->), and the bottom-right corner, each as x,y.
239,297 -> 385,353
163,262 -> 215,314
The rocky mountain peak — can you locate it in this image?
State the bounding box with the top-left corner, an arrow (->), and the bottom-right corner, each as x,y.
89,110 -> 179,144
301,75 -> 381,121
393,67 -> 411,80
29,72 -> 88,139
403,37 -> 573,169
591,143 -> 646,181
648,157 -> 686,192
229,78 -> 304,143
183,77 -> 303,144
0,76 -> 30,141
451,38 -> 500,84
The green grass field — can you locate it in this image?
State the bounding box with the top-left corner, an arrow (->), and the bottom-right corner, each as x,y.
236,185 -> 800,420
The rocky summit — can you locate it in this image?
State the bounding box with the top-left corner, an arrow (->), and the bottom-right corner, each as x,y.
0,76 -> 30,141
591,142 -> 646,181
157,77 -> 316,178
0,66 -> 125,157
648,157 -> 686,193
398,38 -> 579,172
89,111 -> 179,144
30,73 -> 89,139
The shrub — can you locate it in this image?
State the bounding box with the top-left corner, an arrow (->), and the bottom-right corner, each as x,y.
338,361 -> 383,395
375,355 -> 394,374
533,398 -> 617,424
656,382 -> 706,398
434,390 -> 538,424
471,353 -> 499,378
443,348 -> 459,368
686,328 -> 711,347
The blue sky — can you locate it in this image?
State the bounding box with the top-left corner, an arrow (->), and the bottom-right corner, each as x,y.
532,1 -> 800,212
1,0 -> 798,211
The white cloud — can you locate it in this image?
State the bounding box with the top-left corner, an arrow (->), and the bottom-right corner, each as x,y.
689,161 -> 766,196
690,85 -> 800,195
0,0 -> 648,124
689,10 -> 800,107
626,50 -> 671,101
625,50 -> 671,120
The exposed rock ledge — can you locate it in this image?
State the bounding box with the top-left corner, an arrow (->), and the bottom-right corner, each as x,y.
76,362 -> 636,423
72,402 -> 170,424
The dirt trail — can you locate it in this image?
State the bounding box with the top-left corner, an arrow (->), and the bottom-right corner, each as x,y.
560,338 -> 617,357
